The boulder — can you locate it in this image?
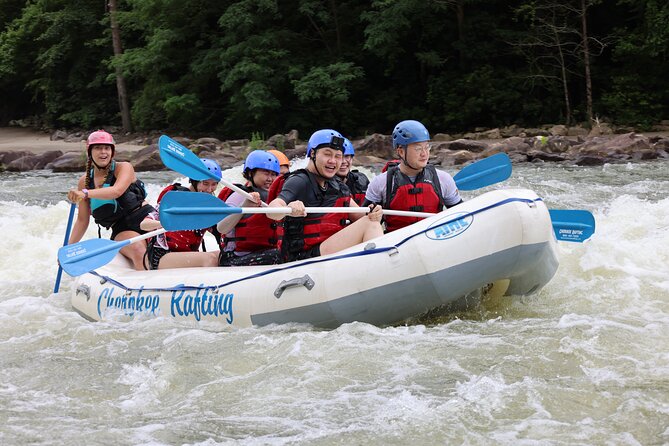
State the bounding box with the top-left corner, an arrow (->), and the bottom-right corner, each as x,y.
355,133 -> 394,159
0,150 -> 33,165
131,144 -> 165,171
48,152 -> 87,172
7,155 -> 40,171
432,133 -> 452,142
447,139 -> 488,153
548,125 -> 568,136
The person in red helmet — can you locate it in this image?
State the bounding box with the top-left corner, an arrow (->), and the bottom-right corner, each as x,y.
67,129 -> 155,270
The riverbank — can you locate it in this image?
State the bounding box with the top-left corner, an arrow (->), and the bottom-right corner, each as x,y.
1,125 -> 668,173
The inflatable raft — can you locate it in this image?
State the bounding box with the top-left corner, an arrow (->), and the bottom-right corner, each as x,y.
69,188 -> 559,328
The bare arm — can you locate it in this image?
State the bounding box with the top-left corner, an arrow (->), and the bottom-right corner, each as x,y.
69,161 -> 138,203
67,175 -> 90,244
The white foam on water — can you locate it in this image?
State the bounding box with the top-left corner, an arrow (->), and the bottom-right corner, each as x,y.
1,162 -> 669,444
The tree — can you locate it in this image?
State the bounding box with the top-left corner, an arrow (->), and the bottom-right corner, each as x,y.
108,0 -> 132,132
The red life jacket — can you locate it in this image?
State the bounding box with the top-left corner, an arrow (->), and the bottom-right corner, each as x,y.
218,183 -> 279,251
384,165 -> 444,232
157,183 -> 205,252
268,169 -> 351,260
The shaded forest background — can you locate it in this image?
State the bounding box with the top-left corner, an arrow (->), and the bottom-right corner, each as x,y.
0,0 -> 667,139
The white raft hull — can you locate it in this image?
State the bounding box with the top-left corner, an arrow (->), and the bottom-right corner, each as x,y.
70,189 -> 559,328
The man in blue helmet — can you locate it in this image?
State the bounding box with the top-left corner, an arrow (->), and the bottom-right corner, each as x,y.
266,129 -> 384,262
335,138 -> 370,206
364,120 -> 462,232
216,150 -> 282,266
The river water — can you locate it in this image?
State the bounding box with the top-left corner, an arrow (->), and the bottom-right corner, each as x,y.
0,161 -> 667,445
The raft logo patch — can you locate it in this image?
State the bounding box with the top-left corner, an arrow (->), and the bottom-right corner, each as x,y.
426,212 -> 473,240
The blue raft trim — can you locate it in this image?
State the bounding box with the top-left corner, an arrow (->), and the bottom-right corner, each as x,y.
90,197 -> 544,293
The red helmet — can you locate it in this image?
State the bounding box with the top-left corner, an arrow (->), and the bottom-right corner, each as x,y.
87,130 -> 115,157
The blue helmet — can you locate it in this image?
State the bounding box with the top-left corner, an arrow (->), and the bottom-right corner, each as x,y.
201,158 -> 222,180
392,120 -> 430,149
343,138 -> 355,156
306,129 -> 345,157
244,150 -> 280,175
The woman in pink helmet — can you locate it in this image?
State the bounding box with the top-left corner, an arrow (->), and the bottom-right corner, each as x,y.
67,130 -> 155,270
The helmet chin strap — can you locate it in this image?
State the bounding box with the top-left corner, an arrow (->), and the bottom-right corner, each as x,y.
310,151 -> 327,180
399,148 -> 419,172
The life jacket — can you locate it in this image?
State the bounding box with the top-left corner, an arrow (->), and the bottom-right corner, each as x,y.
88,161 -> 147,229
384,164 -> 444,232
344,170 -> 370,205
268,169 -> 351,261
157,183 -> 204,252
218,183 -> 279,252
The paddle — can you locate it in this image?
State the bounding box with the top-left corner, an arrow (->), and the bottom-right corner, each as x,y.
453,152 -> 512,191
162,191 -> 595,243
158,134 -> 268,207
158,134 -> 512,202
57,228 -> 167,277
159,191 -> 435,230
53,202 -> 76,292
548,209 -> 595,243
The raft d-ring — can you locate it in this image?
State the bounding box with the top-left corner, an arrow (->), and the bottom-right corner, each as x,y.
388,247 -> 400,257
274,274 -> 315,299
99,277 -> 108,285
527,200 -> 537,208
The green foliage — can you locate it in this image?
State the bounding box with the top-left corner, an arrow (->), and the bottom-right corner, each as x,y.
0,0 -> 667,133
249,131 -> 265,150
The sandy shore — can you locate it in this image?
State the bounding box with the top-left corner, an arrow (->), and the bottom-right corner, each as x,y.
0,127 -> 143,155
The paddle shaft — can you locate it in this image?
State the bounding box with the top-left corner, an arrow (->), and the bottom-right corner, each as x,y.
220,178 -> 269,207
166,204 -> 435,218
53,202 -> 76,293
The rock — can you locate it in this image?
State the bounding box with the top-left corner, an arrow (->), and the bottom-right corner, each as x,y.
49,152 -> 86,172
267,133 -> 296,151
588,121 -> 614,136
355,133 -> 393,159
195,137 -> 222,146
50,130 -> 68,141
532,135 -> 571,153
432,133 -> 452,142
33,150 -> 64,169
566,125 -> 589,137
574,155 -> 606,166
0,150 -> 33,165
7,155 -> 41,171
500,124 -> 524,138
526,150 -> 567,162
480,128 -> 501,139
485,136 -> 531,154
548,125 -> 568,136
448,139 -> 488,153
131,144 -> 165,171
521,128 -> 550,137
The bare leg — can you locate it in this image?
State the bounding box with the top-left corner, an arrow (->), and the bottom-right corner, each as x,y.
158,251 -> 219,269
319,216 -> 383,256
114,230 -> 148,271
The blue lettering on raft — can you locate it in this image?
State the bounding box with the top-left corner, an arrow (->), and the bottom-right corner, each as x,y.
426,212 -> 473,240
170,285 -> 234,324
98,286 -> 160,318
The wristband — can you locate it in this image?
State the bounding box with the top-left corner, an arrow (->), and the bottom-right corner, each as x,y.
82,188 -> 89,198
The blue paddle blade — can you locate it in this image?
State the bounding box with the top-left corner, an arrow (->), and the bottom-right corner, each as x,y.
453,153 -> 512,190
58,238 -> 130,277
158,135 -> 222,181
549,209 -> 595,242
159,191 -> 241,231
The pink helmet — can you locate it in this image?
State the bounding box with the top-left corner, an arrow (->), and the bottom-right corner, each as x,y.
87,130 -> 115,157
